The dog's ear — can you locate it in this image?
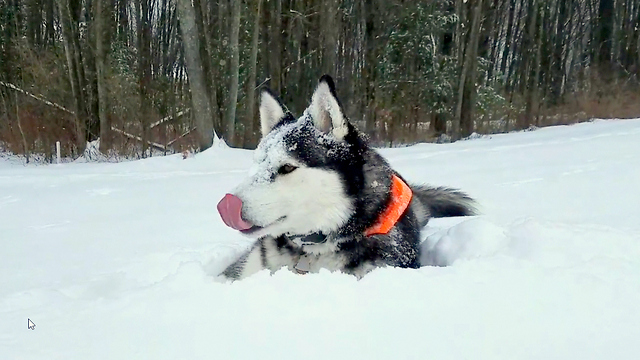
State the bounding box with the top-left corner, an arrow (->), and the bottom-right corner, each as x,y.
306,75 -> 349,140
259,89 -> 287,136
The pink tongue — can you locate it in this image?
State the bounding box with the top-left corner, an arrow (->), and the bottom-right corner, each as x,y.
217,194 -> 254,231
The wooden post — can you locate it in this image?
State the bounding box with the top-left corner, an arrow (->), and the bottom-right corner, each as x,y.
56,141 -> 61,164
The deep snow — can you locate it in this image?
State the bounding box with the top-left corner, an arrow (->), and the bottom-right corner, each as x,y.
1,119 -> 640,359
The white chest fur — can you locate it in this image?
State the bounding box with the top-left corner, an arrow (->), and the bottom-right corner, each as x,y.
294,251 -> 347,274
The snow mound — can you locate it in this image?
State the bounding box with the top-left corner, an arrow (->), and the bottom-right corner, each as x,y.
76,139 -> 110,163
421,218 -> 510,266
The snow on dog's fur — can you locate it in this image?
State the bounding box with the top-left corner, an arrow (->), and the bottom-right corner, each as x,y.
217,75 -> 476,280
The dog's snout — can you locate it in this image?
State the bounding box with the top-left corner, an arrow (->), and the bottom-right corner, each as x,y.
217,193 -> 254,231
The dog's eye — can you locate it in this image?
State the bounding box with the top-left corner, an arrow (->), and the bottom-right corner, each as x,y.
277,164 -> 297,175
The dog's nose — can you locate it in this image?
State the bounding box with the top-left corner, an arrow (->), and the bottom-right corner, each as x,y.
217,194 -> 254,231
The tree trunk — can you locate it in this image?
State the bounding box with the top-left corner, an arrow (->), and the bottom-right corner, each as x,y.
532,0 -> 543,126
14,92 -> 29,163
84,2 -> 100,143
269,0 -> 282,93
322,0 -> 339,75
454,0 -> 465,63
137,0 -> 152,157
96,0 -> 112,151
454,0 -> 483,140
117,0 -> 128,45
225,0 -> 241,146
431,113 -> 446,136
177,0 -> 216,150
244,0 -> 263,148
598,0 -> 614,69
56,0 -> 86,149
522,0 -> 538,130
45,0 -> 55,46
26,0 -> 42,47
194,0 -> 221,135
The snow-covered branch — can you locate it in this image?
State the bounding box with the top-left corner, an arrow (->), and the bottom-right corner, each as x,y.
167,127 -> 197,147
110,127 -> 167,151
0,81 -> 75,115
150,108 -> 191,129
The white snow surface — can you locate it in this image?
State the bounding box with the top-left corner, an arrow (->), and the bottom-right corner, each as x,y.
2,119 -> 640,359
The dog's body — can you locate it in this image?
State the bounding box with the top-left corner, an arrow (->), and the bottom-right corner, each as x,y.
217,75 -> 476,280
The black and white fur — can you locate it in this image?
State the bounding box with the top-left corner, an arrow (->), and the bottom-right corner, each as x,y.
221,75 -> 476,280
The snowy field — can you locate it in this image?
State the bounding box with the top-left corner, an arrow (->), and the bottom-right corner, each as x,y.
2,119 -> 640,359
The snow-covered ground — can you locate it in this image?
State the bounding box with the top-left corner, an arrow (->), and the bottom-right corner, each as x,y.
2,119 -> 640,359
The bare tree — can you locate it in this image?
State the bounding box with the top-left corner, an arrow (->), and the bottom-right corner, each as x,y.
137,0 -> 152,157
56,0 -> 87,149
244,0 -> 263,148
225,0 -> 241,146
454,0 -> 483,140
177,0 -> 216,149
321,0 -> 339,75
95,0 -> 112,151
522,0 -> 540,129
598,0 -> 614,69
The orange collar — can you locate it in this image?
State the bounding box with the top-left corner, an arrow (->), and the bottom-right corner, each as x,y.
364,174 -> 413,236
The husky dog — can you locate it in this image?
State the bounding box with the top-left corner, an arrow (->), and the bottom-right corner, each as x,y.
217,75 -> 476,280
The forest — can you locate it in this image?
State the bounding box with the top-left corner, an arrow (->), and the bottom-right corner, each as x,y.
0,0 -> 639,161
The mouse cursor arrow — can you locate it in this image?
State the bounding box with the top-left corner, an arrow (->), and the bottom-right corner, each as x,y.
28,319 -> 35,330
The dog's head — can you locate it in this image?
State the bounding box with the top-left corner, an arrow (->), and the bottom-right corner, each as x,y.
218,75 -> 368,239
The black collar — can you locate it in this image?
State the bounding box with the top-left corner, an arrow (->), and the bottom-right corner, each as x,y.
287,232 -> 327,245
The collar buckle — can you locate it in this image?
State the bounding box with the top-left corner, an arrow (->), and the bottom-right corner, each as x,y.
289,232 -> 327,246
